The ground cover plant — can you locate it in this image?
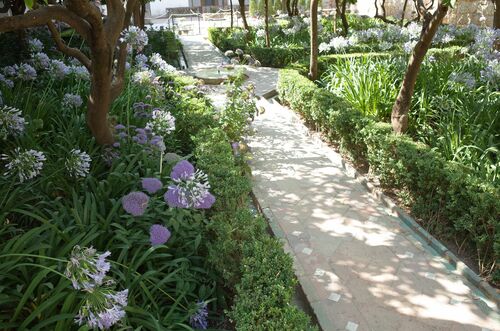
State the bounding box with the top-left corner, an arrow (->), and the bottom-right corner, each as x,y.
0,24 -> 315,330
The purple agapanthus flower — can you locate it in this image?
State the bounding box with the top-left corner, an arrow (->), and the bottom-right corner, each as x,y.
142,177 -> 163,194
149,224 -> 171,246
122,191 -> 149,216
164,160 -> 215,209
170,160 -> 195,180
189,300 -> 208,330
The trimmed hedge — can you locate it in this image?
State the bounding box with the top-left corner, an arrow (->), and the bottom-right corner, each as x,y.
193,127 -> 317,329
208,27 -> 307,68
248,46 -> 307,68
278,69 -> 500,284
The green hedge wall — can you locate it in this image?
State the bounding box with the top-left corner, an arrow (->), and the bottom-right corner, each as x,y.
277,69 -> 500,285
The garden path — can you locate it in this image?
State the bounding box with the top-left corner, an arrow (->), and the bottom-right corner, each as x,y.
180,35 -> 500,331
249,98 -> 500,331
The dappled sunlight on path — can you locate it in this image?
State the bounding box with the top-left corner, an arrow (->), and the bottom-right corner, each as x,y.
248,98 -> 500,331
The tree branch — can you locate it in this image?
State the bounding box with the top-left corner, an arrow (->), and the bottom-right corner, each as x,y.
0,5 -> 91,41
47,21 -> 91,70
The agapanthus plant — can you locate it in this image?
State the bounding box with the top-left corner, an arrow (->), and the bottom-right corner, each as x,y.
189,300 -> 208,329
74,287 -> 128,330
141,177 -> 163,194
121,26 -> 148,53
145,108 -> 176,136
65,245 -> 111,291
164,160 -> 215,209
0,105 -> 26,139
1,148 -> 45,182
122,191 -> 149,216
149,224 -> 171,246
16,63 -> 37,81
62,93 -> 84,108
66,149 -> 91,178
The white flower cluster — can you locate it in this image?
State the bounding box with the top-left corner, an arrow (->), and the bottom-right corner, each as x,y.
146,108 -> 176,136
65,149 -> 91,178
1,148 -> 46,182
0,106 -> 26,140
149,53 -> 176,74
122,26 -> 148,53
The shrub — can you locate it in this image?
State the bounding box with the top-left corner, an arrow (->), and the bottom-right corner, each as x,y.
249,46 -> 307,68
228,237 -> 317,331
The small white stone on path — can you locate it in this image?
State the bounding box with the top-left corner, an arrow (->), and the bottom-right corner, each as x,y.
345,321 -> 359,331
368,216 -> 378,222
425,272 -> 436,280
292,231 -> 302,237
328,292 -> 341,302
290,220 -> 299,224
302,247 -> 313,255
314,268 -> 325,277
397,251 -> 414,259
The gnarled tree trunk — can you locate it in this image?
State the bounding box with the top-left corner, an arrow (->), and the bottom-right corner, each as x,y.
494,0 -> 500,29
286,0 -> 292,16
391,3 -> 448,133
309,0 -> 319,80
238,0 -> 250,30
0,0 -> 140,145
336,0 -> 349,36
264,0 -> 270,47
230,0 -> 234,28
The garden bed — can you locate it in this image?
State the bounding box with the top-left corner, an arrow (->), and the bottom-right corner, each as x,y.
0,27 -> 316,329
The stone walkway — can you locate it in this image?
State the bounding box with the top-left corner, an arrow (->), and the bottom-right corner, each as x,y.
249,98 -> 499,331
179,35 -> 278,98
179,35 -> 500,331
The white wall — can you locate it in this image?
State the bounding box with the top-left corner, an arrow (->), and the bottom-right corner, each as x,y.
149,0 -> 190,16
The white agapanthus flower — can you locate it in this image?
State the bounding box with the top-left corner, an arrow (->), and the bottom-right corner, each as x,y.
1,148 -> 46,182
66,149 -> 91,178
0,106 -> 26,140
146,108 -> 175,136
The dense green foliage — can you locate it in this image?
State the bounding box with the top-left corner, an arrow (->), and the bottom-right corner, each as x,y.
278,69 -> 500,285
0,28 -> 315,329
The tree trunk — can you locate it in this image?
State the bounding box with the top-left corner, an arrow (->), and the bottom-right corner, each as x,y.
494,0 -> 500,29
230,0 -> 234,28
339,0 -> 349,35
88,49 -> 115,145
401,0 -> 409,26
238,0 -> 250,30
264,0 -> 270,47
133,2 -> 146,29
286,0 -> 292,16
292,0 -> 299,15
309,0 -> 319,80
391,4 -> 448,133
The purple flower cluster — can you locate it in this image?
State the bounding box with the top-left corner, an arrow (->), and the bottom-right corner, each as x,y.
49,59 -> 70,79
164,160 -> 215,209
32,52 -> 51,70
149,224 -> 171,246
0,73 -> 14,88
74,288 -> 128,330
16,63 -> 37,81
189,300 -> 208,329
142,177 -> 163,194
65,246 -> 111,291
133,102 -> 152,119
122,191 -> 150,216
62,93 -> 83,108
115,124 -> 166,152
